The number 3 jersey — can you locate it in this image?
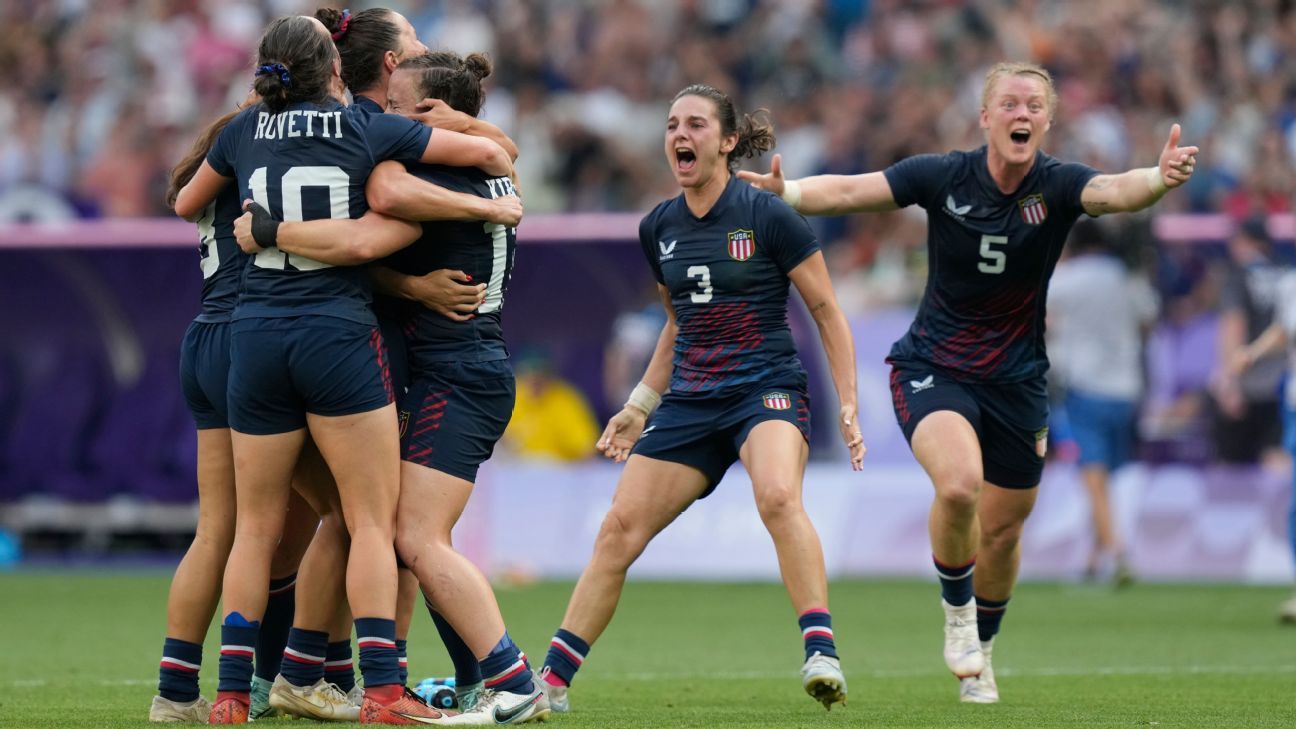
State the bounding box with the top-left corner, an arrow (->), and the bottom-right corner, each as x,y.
381,165 -> 518,368
206,100 -> 432,325
639,177 -> 820,395
883,146 -> 1098,383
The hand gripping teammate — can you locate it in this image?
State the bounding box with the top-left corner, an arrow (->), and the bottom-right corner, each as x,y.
740,61 -> 1197,703
533,84 -> 865,714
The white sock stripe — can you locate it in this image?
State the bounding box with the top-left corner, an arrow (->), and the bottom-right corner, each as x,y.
356,637 -> 397,648
221,645 -> 255,653
802,626 -> 834,637
284,647 -> 325,663
324,659 -> 353,668
486,659 -> 525,681
160,657 -> 201,670
936,564 -> 975,580
551,637 -> 586,663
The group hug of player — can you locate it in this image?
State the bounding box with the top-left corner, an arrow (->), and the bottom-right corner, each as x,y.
151,6 -> 1198,725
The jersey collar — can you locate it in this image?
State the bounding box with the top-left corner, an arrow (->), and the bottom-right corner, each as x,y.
353,94 -> 384,114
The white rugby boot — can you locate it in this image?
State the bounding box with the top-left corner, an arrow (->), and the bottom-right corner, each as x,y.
149,694 -> 212,722
942,600 -> 985,679
267,674 -> 360,721
800,651 -> 847,710
959,639 -> 999,703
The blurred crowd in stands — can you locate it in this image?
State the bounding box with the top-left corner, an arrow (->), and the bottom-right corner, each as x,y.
1,0 -> 1294,466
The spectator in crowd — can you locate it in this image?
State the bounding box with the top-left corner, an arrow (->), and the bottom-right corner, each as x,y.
1211,216 -> 1286,464
502,350 -> 599,462
1048,220 -> 1159,585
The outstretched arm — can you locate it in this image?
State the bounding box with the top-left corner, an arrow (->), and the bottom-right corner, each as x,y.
1081,123 -> 1199,216
234,201 -> 421,266
737,153 -> 899,216
598,284 -> 678,463
788,251 -> 866,470
366,161 -> 522,226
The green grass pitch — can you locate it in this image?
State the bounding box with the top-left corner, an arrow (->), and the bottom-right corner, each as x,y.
2,573 -> 1293,727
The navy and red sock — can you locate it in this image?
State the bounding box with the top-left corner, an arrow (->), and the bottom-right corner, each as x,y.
480,632 -> 533,694
396,638 -> 409,686
798,608 -> 838,660
934,554 -> 976,606
280,627 -> 328,687
158,637 -> 203,702
542,628 -> 589,687
976,595 -> 1009,643
254,573 -> 297,683
427,600 -> 483,687
324,640 -> 356,692
355,617 -> 401,689
218,614 -> 260,693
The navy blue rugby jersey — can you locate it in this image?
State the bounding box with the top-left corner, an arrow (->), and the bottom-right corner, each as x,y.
884,146 -> 1099,383
206,99 -> 431,324
639,177 -> 820,395
192,183 -> 246,323
381,166 -> 517,367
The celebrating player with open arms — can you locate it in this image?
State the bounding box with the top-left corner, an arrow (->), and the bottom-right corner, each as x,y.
173,14 -> 512,725
530,84 -> 865,714
740,61 -> 1198,703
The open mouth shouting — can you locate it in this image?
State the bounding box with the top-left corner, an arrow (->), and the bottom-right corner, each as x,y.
674,146 -> 697,173
1009,128 -> 1032,149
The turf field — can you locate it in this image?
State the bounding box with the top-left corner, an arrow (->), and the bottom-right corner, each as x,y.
2,573 -> 1293,728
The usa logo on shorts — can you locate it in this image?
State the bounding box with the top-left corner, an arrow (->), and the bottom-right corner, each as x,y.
728,229 -> 755,261
1018,193 -> 1047,225
762,392 -> 792,410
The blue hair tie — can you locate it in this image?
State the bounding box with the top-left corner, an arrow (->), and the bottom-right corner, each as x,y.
255,63 -> 293,88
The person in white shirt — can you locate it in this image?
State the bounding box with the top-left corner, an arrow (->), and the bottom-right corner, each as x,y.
1232,263 -> 1296,624
1048,220 -> 1158,583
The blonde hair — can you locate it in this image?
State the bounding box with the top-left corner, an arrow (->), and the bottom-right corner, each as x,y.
981,61 -> 1058,119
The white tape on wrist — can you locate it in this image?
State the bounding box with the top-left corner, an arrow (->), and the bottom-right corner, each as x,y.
1145,167 -> 1167,195
781,179 -> 802,209
625,382 -> 661,417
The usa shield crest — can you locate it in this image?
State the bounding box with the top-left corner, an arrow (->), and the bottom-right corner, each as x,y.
762,392 -> 792,410
1018,193 -> 1047,225
727,229 -> 755,261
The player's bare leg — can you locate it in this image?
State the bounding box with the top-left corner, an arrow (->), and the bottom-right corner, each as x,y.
259,440 -> 357,721
395,567 -> 419,684
539,456 -> 707,711
211,428 -> 304,722
152,428 -> 235,723
961,483 -> 1037,704
308,405 -> 441,722
397,464 -> 506,654
166,429 -> 236,643
398,463 -> 550,723
911,411 -> 986,679
740,420 -> 845,710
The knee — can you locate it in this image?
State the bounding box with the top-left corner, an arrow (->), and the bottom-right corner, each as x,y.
754,483 -> 801,524
935,474 -> 981,512
981,520 -> 1025,556
592,510 -> 648,570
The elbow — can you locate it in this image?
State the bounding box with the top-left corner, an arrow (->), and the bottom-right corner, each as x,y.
368,183 -> 397,217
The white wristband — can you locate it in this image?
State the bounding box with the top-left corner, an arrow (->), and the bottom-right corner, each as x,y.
781,179 -> 802,210
625,382 -> 661,417
1145,167 -> 1167,195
